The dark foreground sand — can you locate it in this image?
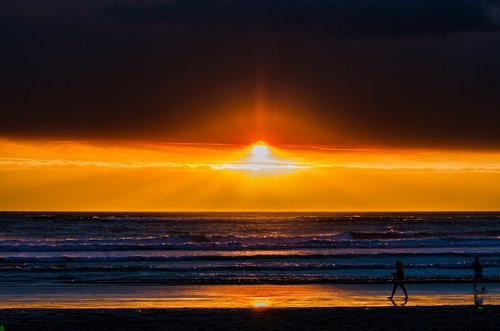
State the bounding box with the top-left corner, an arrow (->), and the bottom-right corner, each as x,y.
0,307 -> 499,331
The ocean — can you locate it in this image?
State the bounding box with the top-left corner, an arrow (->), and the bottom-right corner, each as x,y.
0,212 -> 498,285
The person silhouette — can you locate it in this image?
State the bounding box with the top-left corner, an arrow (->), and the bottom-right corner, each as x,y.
471,257 -> 483,292
388,261 -> 408,300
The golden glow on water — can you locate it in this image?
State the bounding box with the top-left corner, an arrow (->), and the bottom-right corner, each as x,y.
0,285 -> 498,309
252,299 -> 271,308
1,138 -> 500,211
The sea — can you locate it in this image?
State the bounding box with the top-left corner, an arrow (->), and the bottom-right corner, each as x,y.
0,212 -> 499,286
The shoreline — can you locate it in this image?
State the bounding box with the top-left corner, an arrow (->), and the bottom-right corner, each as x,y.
49,278 -> 500,285
1,307 -> 499,331
0,283 -> 498,309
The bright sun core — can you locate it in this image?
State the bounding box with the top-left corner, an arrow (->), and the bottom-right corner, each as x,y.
216,140 -> 309,171
249,141 -> 272,163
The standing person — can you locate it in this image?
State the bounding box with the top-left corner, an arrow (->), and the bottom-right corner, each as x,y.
471,257 -> 483,291
388,261 -> 408,300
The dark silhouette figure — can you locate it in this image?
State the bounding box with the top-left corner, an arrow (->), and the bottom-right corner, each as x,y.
471,257 -> 483,291
388,261 -> 408,300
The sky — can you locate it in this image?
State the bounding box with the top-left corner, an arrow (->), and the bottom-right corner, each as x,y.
1,1 -> 500,211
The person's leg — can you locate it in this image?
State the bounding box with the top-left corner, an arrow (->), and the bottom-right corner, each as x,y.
389,283 -> 397,299
400,284 -> 408,299
478,272 -> 485,291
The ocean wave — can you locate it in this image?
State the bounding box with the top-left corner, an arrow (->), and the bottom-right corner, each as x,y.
1,251 -> 499,264
349,230 -> 500,240
2,273 -> 499,285
1,213 -> 499,285
0,233 -> 499,252
1,212 -> 500,226
2,261 -> 499,272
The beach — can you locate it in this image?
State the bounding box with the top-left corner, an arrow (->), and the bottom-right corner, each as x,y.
1,307 -> 499,331
1,213 -> 498,329
1,283 -> 498,329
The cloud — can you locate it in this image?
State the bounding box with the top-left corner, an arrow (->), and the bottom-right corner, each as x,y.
104,0 -> 500,38
2,1 -> 500,149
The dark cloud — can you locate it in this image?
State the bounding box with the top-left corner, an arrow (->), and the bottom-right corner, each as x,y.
104,0 -> 500,38
1,1 -> 500,148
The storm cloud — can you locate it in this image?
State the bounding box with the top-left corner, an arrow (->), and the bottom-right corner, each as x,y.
104,0 -> 500,38
1,1 -> 500,148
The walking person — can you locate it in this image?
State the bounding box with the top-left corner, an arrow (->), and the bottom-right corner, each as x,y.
388,261 -> 408,300
471,257 -> 484,292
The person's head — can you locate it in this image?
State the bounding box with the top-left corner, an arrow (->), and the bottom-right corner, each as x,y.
396,261 -> 403,268
475,257 -> 480,262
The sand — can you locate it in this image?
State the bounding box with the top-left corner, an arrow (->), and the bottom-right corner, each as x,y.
1,284 -> 498,330
1,283 -> 498,308
0,307 -> 499,331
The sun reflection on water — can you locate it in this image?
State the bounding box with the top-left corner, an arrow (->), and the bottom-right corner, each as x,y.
252,298 -> 271,308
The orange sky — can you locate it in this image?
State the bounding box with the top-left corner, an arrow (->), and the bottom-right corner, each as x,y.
1,138 -> 500,211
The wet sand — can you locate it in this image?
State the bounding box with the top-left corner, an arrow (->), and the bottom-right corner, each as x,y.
0,306 -> 499,331
0,283 -> 498,308
1,283 -> 498,330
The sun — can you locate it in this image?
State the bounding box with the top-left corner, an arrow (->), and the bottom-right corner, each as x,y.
214,140 -> 311,171
249,141 -> 272,163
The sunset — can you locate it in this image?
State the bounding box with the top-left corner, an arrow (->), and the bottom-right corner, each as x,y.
0,1 -> 499,330
1,138 -> 500,211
